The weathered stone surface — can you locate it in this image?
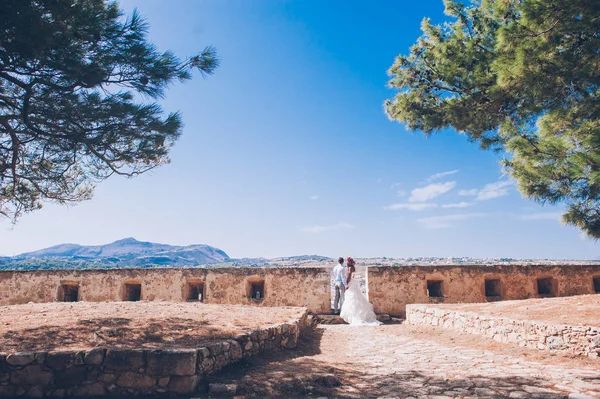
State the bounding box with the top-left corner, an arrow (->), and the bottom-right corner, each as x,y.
48,388 -> 66,398
6,352 -> 35,366
26,386 -> 44,398
83,348 -> 105,365
45,351 -> 79,371
0,385 -> 16,397
200,357 -> 215,373
54,366 -> 87,388
10,364 -> 53,385
214,354 -> 228,370
314,374 -> 341,388
168,375 -> 202,394
71,382 -> 107,397
115,372 -> 156,389
104,349 -> 145,370
207,343 -> 223,356
209,383 -> 237,397
98,373 -> 116,383
229,340 -> 243,360
146,349 -> 197,376
407,304 -> 600,358
546,335 -> 565,349
158,376 -> 170,387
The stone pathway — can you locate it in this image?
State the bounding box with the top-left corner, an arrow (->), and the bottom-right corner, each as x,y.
210,322 -> 600,398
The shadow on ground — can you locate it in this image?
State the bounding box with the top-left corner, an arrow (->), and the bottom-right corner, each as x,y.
2,317 -> 229,351
205,325 -> 594,399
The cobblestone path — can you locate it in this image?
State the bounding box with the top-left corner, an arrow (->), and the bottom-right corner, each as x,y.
212,323 -> 600,398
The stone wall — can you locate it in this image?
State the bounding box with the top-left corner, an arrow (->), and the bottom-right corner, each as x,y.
368,264 -> 600,317
0,311 -> 311,398
0,267 -> 330,313
406,305 -> 600,358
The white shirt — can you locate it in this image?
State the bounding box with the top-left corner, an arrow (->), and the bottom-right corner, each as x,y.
332,264 -> 347,286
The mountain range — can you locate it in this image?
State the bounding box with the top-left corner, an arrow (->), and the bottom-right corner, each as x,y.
1,238 -> 230,269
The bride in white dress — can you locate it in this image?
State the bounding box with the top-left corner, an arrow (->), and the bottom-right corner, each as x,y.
340,257 -> 382,326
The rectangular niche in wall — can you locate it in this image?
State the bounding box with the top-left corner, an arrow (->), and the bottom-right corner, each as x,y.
123,283 -> 142,301
536,277 -> 556,297
484,279 -> 502,301
593,277 -> 600,294
426,280 -> 444,298
59,283 -> 79,302
249,280 -> 265,302
186,282 -> 204,302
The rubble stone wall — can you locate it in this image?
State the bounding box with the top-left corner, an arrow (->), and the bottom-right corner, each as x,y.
406,304 -> 600,358
0,267 -> 330,313
368,264 -> 600,317
0,311 -> 310,398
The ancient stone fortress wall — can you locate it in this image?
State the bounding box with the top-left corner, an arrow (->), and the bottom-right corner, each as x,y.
406,305 -> 600,358
0,310 -> 310,398
368,264 -> 600,317
0,267 -> 330,313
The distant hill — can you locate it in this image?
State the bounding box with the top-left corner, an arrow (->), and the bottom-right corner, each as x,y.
3,238 -> 230,269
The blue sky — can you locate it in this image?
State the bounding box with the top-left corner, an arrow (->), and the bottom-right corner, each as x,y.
0,0 -> 598,259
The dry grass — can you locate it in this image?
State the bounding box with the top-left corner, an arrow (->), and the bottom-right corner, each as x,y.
0,302 -> 305,353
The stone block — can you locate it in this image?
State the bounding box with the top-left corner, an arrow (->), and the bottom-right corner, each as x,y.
0,385 -> 16,398
98,373 -> 115,383
10,364 -> 53,386
146,349 -> 197,376
168,375 -> 202,394
54,366 -> 87,388
6,352 -> 35,366
34,352 -> 46,364
26,386 -> 44,398
228,340 -> 243,361
207,343 -> 223,357
209,382 -> 237,397
214,354 -> 228,371
48,388 -> 66,398
200,357 -> 214,374
71,382 -> 107,397
104,349 -> 145,371
83,348 -> 105,365
45,351 -> 79,371
158,377 -> 170,387
0,354 -> 8,374
115,372 -> 156,389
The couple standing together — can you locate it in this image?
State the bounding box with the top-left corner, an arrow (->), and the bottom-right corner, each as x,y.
332,256 -> 381,326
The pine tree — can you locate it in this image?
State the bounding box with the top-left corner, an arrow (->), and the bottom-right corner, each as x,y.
0,0 -> 218,219
385,0 -> 600,237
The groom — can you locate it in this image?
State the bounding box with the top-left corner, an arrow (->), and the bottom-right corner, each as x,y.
332,257 -> 347,315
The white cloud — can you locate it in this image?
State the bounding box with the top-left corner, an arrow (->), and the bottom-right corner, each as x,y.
426,169 -> 459,182
476,181 -> 512,201
383,203 -> 438,211
301,222 -> 354,233
409,181 -> 456,203
457,181 -> 513,201
518,212 -> 562,221
417,213 -> 488,229
397,190 -> 406,197
441,202 -> 473,209
309,195 -> 319,200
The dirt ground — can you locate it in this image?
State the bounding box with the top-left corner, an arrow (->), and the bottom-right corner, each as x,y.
422,294 -> 600,327
210,321 -> 600,399
0,302 -> 305,352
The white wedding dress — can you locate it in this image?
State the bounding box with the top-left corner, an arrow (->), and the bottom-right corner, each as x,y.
340,278 -> 382,326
